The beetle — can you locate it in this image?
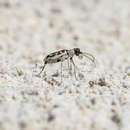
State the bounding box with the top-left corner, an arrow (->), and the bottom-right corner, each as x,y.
39,48 -> 95,81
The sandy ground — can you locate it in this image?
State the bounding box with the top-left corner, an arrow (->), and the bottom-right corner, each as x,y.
0,0 -> 130,130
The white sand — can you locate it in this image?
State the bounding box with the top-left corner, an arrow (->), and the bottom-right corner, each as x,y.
0,0 -> 130,130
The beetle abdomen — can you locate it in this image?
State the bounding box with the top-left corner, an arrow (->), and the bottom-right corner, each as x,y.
47,55 -> 69,64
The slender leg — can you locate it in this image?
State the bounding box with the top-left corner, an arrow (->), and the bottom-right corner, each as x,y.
67,59 -> 72,75
38,64 -> 46,75
67,59 -> 70,69
70,58 -> 78,80
60,62 -> 63,83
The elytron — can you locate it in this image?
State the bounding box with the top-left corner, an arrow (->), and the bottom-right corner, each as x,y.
39,48 -> 95,80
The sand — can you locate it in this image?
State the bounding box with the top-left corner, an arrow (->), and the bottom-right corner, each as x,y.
0,0 -> 130,130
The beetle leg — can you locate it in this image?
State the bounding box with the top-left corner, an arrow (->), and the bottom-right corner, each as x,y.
60,62 -> 63,83
70,58 -> 78,80
38,63 -> 47,75
67,58 -> 72,76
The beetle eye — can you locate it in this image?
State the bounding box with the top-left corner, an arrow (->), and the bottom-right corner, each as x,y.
74,48 -> 81,55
